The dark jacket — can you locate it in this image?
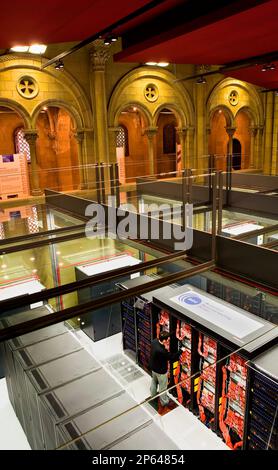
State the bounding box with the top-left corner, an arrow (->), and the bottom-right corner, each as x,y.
149,338 -> 179,374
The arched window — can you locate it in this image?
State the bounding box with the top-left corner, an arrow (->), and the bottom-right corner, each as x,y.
163,124 -> 176,154
14,127 -> 31,161
116,125 -> 129,156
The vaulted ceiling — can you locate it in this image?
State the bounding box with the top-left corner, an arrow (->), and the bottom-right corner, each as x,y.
1,0 -> 278,90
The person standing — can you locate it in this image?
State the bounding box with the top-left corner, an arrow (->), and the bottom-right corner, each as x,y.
149,330 -> 179,415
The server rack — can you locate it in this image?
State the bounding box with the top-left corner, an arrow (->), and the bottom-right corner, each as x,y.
246,346 -> 278,450
0,306 -> 61,431
118,276 -> 175,374
25,349 -> 101,449
152,284 -> 278,450
75,255 -> 140,342
57,392 -> 152,450
38,368 -> 123,449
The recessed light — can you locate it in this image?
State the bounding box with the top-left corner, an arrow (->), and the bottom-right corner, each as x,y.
145,62 -> 157,66
157,62 -> 169,67
10,46 -> 28,53
29,44 -> 47,54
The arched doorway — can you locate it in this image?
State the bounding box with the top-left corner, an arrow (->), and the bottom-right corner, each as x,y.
208,108 -> 230,170
234,110 -> 251,169
0,105 -> 32,200
0,105 -> 26,155
117,106 -> 148,182
156,109 -> 178,176
35,106 -> 80,191
231,138 -> 242,170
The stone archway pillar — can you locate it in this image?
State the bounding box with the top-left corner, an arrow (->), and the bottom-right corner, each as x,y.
176,127 -> 188,169
263,92 -> 275,174
225,126 -> 236,170
145,127 -> 158,176
24,130 -> 42,196
74,130 -> 87,189
249,126 -> 259,169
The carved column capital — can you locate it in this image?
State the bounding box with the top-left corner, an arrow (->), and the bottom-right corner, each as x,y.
24,130 -> 38,146
225,126 -> 236,138
175,127 -> 188,138
74,130 -> 85,143
90,40 -> 110,71
144,127 -> 158,140
249,126 -> 259,137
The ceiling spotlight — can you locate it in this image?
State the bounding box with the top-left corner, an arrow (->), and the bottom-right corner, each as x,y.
110,35 -> 118,43
157,62 -> 169,67
55,60 -> 64,70
104,37 -> 111,46
145,61 -> 157,66
196,76 -> 207,84
261,63 -> 276,72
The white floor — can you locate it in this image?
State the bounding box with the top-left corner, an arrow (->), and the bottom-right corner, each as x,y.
0,331 -> 228,450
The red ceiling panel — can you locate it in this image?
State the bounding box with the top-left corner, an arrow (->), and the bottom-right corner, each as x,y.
115,0 -> 278,65
0,0 -> 157,47
223,63 -> 278,89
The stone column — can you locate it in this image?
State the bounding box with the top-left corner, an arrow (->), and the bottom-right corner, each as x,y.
24,130 -> 43,196
176,127 -> 188,169
225,126 -> 236,170
263,92 -> 275,175
186,126 -> 195,170
195,82 -> 206,174
249,126 -> 258,169
74,130 -> 87,189
89,40 -> 110,165
145,127 -> 158,176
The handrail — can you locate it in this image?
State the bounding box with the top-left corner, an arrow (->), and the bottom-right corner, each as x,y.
0,261 -> 215,341
0,247 -> 193,311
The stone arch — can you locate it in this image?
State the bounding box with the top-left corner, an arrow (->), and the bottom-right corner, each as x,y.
209,105 -> 234,127
234,105 -> 256,125
207,77 -> 263,126
0,98 -> 31,128
0,55 -> 93,129
108,66 -> 194,127
113,101 -> 152,127
31,100 -> 83,129
153,102 -> 185,128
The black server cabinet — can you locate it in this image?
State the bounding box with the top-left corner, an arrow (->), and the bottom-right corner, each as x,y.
25,349 -> 101,449
118,276 -> 175,374
152,284 -> 277,450
246,346 -> 278,450
56,392 -> 152,450
0,306 -> 63,433
38,369 -> 123,449
8,332 -> 82,447
75,266 -> 136,342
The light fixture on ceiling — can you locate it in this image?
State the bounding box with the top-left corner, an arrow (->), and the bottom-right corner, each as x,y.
196,76 -> 207,84
10,44 -> 47,54
145,61 -> 169,67
55,60 -> 64,70
261,63 -> 276,72
104,37 -> 111,46
103,33 -> 118,45
10,46 -> 29,53
28,44 -> 47,54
